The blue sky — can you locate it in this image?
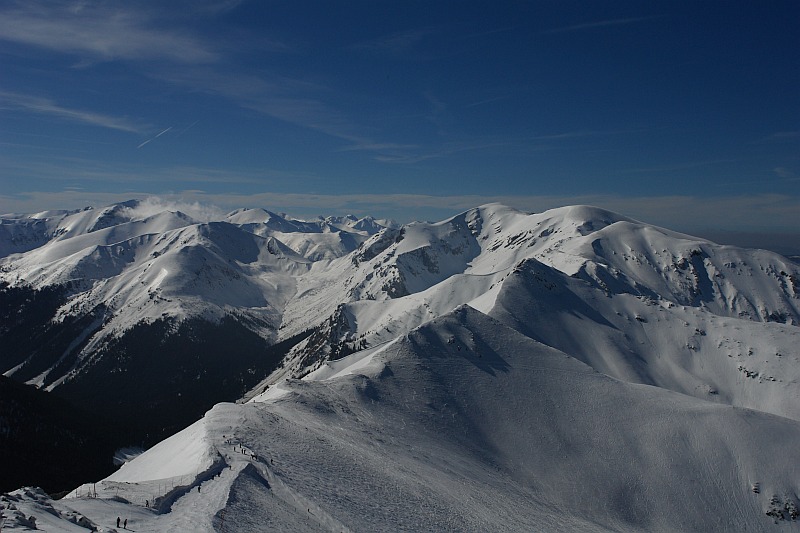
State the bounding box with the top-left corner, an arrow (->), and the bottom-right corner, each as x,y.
0,0 -> 798,236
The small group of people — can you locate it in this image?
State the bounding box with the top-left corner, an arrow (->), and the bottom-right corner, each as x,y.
116,516 -> 128,529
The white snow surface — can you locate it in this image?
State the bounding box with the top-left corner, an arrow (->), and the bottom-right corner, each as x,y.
7,307 -> 800,531
0,203 -> 394,388
3,201 -> 797,392
3,201 -> 800,531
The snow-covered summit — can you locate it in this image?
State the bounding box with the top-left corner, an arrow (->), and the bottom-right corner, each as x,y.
274,202 -> 798,380
3,199 -> 800,531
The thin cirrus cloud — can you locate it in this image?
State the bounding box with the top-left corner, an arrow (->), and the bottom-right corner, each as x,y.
0,3 -> 422,158
464,95 -> 510,108
246,89 -> 476,162
157,66 -> 416,158
154,66 -> 364,141
0,154 -> 287,187
0,91 -> 147,133
774,167 -> 798,180
0,2 -> 218,63
245,92 -> 507,163
335,142 -> 420,153
755,131 -> 800,143
372,140 -> 510,164
349,28 -> 436,55
544,17 -> 659,34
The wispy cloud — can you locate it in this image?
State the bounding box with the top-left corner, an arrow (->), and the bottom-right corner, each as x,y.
423,91 -> 448,134
155,66 -> 412,156
350,28 -> 435,55
0,129 -> 115,145
0,91 -> 146,133
0,154 -> 309,186
243,97 -> 364,143
208,78 -> 509,163
0,2 -> 218,63
774,167 -> 798,180
531,130 -> 607,141
755,131 -> 800,143
373,140 -> 508,164
121,196 -> 226,222
545,17 -> 658,34
336,142 -> 420,153
141,36 -> 485,163
622,158 -> 739,175
465,96 -> 509,108
191,0 -> 246,15
363,129 -> 628,164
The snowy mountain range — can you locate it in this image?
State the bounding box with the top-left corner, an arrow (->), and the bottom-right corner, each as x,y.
2,200 -> 800,531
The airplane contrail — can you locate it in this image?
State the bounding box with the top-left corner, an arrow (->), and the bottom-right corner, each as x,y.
137,126 -> 172,149
176,120 -> 199,137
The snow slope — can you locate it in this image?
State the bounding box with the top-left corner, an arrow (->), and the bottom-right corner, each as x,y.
3,201 -> 796,396
5,200 -> 797,415
11,306 -> 800,531
487,257 -> 800,420
0,202 -> 392,384
3,200 -> 800,530
272,204 -> 799,392
224,208 -> 392,261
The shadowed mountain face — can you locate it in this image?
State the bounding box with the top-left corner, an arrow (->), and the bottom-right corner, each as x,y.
0,281 -> 307,452
0,375 -> 116,495
51,316 -> 307,448
1,201 -> 799,521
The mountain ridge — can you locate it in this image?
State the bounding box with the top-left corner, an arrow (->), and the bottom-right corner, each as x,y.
48,305 -> 800,532
2,200 -> 800,527
3,201 -> 797,399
